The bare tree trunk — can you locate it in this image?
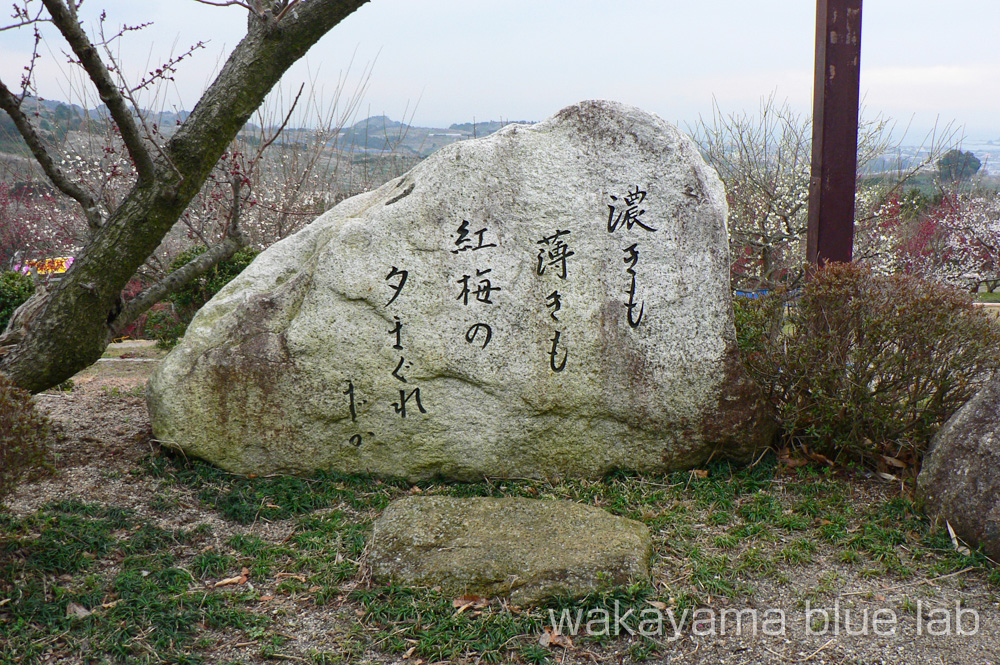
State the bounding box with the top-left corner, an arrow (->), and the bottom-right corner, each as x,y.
0,0 -> 369,393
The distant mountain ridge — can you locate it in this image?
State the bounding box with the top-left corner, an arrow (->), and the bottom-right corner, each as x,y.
337,115 -> 536,157
0,96 -> 534,159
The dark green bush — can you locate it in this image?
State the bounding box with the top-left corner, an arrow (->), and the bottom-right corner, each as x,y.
0,270 -> 33,331
144,304 -> 188,350
732,290 -> 784,358
736,263 -> 1000,466
0,374 -> 53,500
148,246 -> 259,347
167,246 -> 259,320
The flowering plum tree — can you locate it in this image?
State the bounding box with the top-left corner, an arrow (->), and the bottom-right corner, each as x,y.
0,0 -> 370,393
890,190 -> 1000,291
695,95 -> 949,289
0,182 -> 84,267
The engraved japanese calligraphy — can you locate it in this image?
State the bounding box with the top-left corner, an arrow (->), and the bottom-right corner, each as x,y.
149,100 -> 775,481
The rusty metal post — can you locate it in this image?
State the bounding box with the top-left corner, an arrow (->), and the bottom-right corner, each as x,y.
806,0 -> 863,266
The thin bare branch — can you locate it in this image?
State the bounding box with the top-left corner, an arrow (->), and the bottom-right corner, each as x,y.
0,78 -> 103,229
191,0 -> 258,13
128,41 -> 206,94
1,9 -> 47,31
227,176 -> 249,243
254,82 -> 304,159
273,0 -> 303,22
40,0 -> 156,181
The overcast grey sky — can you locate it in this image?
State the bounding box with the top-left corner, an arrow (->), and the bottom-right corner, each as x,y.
3,1 -> 999,141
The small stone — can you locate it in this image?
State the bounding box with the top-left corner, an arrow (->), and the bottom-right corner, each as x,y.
368,496 -> 652,606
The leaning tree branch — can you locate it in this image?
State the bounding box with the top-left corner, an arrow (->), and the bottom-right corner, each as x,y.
0,78 -> 104,229
112,176 -> 249,334
1,0 -> 370,393
40,0 -> 156,182
111,232 -> 246,335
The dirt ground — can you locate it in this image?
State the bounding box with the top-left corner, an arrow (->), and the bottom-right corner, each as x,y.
4,347 -> 1000,665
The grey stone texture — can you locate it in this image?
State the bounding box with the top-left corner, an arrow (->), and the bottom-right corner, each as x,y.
147,100 -> 775,479
368,496 -> 652,606
919,377 -> 1000,559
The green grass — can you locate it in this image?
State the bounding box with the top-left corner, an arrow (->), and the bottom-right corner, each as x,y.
2,451 -> 998,664
0,500 -> 261,664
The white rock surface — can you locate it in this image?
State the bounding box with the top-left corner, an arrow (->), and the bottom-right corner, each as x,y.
147,100 -> 774,479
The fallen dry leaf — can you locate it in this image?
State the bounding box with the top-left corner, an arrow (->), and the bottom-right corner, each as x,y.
881,455 -> 907,468
539,626 -> 574,649
803,448 -> 834,466
646,600 -> 667,610
946,521 -> 972,556
452,595 -> 489,612
66,601 -> 92,619
689,469 -> 709,479
215,567 -> 250,588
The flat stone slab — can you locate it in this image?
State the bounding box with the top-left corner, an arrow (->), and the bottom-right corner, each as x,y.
368,495 -> 652,606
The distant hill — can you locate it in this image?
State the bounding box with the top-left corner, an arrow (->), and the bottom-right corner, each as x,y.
0,96 -> 535,161
333,115 -> 535,158
0,95 -> 193,155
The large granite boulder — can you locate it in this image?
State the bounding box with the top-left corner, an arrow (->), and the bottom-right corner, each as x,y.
369,496 -> 652,606
919,377 -> 1000,559
147,99 -> 775,479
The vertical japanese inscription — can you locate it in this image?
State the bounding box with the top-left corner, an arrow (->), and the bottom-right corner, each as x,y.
608,186 -> 655,329
535,229 -> 574,372
343,380 -> 358,421
385,266 -> 408,306
536,229 -> 574,279
342,380 -> 371,446
344,264 -> 429,447
385,266 -> 426,419
452,220 -> 497,254
454,220 -> 501,352
622,243 -> 644,328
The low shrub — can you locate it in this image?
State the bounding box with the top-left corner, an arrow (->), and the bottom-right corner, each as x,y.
167,245 -> 259,320
0,374 -> 53,500
144,303 -> 187,350
732,290 -> 784,358
147,246 -> 259,348
0,270 -> 34,331
736,263 -> 1000,467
